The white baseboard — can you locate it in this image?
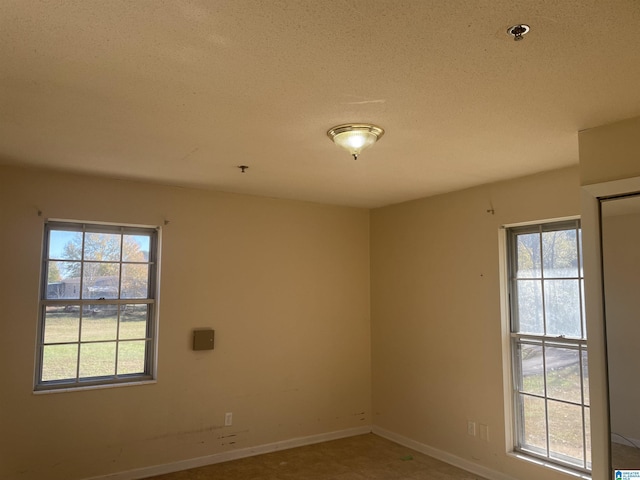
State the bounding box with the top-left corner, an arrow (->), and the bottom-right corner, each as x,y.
372,426 -> 518,480
87,424 -> 521,480
86,425 -> 372,480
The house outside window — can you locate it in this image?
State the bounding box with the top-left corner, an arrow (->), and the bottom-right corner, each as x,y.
36,221 -> 159,391
506,219 -> 590,472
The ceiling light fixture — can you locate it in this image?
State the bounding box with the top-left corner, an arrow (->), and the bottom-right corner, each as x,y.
327,123 -> 384,160
507,24 -> 530,41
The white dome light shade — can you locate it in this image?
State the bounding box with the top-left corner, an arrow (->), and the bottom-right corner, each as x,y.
327,124 -> 384,160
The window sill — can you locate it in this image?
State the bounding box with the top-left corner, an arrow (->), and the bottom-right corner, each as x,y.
508,452 -> 591,480
33,379 -> 157,395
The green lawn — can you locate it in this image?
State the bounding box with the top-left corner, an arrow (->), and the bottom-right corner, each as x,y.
521,366 -> 591,467
42,307 -> 148,381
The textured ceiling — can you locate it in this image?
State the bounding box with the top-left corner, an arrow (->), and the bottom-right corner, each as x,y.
2,1 -> 640,208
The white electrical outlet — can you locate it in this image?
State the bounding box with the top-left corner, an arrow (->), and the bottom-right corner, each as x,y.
467,421 -> 476,436
224,412 -> 233,426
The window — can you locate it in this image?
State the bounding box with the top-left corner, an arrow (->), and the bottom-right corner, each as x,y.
36,221 -> 159,391
506,220 -> 590,472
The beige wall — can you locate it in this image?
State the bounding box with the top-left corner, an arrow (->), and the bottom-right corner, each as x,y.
370,166 -> 581,480
579,116 -> 640,186
601,212 -> 640,443
1,162 -> 589,480
0,165 -> 371,480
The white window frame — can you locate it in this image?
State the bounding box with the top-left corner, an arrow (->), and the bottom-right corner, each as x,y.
35,220 -> 160,392
501,218 -> 590,474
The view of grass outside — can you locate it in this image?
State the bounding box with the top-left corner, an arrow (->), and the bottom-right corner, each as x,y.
41,306 -> 148,382
519,343 -> 591,467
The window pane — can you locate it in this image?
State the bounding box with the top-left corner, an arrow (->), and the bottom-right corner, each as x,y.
117,340 -> 147,375
548,400 -> 584,466
46,261 -> 81,299
42,344 -> 78,381
39,222 -> 158,391
542,229 -> 579,278
83,263 -> 120,299
123,235 -> 149,262
81,312 -> 117,341
516,233 -> 541,278
521,394 -> 547,455
585,407 -> 591,467
121,264 -> 149,299
518,343 -> 544,395
509,222 -> 588,471
79,342 -> 116,378
581,279 -> 586,338
43,306 -> 79,344
544,280 -> 581,337
545,347 -> 581,403
48,230 -> 82,260
515,280 -> 543,334
578,229 -> 584,277
83,232 -> 121,261
119,305 -> 148,340
582,350 -> 590,406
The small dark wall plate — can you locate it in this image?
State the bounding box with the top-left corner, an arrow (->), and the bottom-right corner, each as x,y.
193,329 -> 215,351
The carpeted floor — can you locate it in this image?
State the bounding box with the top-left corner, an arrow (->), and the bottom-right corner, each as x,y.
612,442 -> 640,469
143,433 -> 487,480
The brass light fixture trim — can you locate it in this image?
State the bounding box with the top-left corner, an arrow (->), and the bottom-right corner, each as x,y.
327,123 -> 385,160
